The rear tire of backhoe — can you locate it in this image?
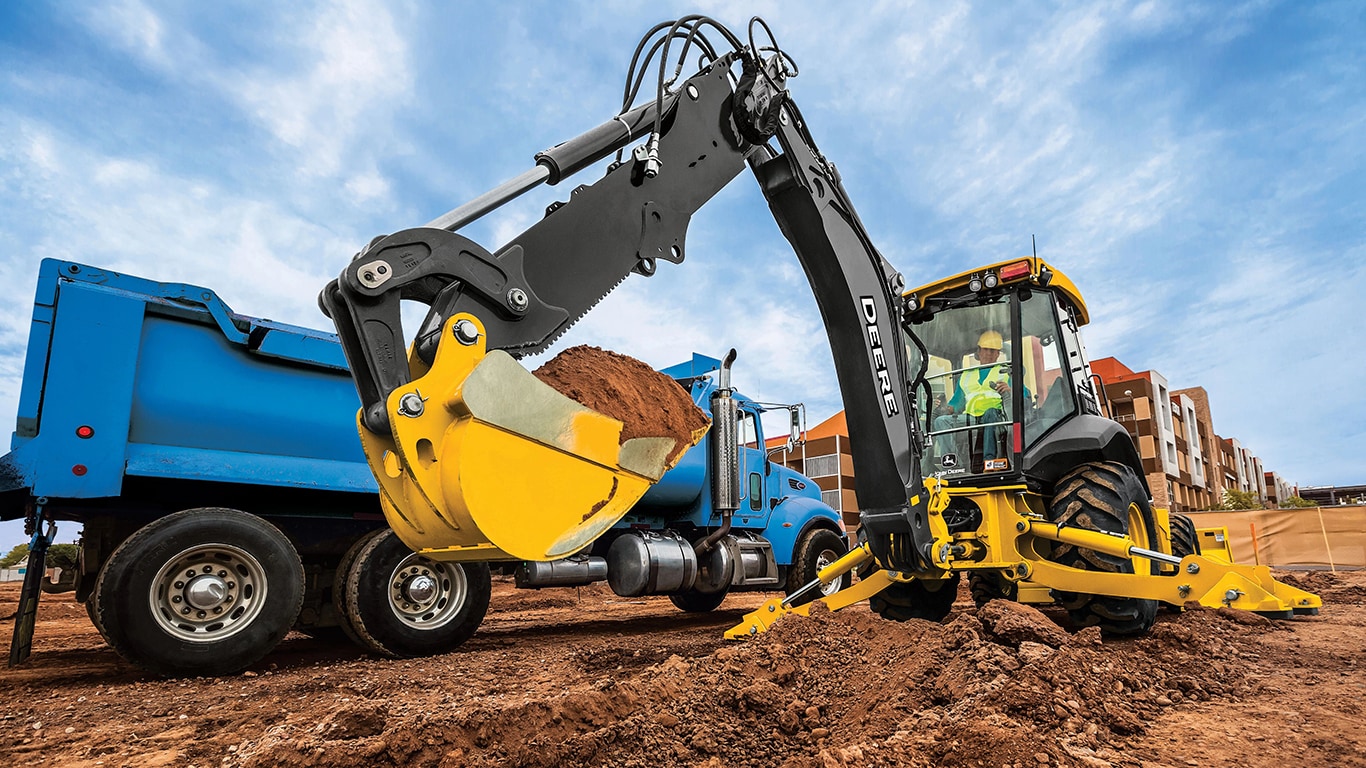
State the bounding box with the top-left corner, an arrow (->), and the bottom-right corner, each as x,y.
1048,462 -> 1159,636
784,528 -> 852,607
968,572 -> 1019,608
869,572 -> 961,623
1169,513 -> 1200,559
1162,513 -> 1202,613
341,530 -> 490,658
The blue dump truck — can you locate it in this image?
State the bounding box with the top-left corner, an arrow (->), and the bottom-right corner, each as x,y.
1,260 -> 847,676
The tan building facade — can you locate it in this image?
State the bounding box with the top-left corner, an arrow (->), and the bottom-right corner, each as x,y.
1092,358 -> 1279,512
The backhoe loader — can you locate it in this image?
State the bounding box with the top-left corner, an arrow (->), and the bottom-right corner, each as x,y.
320,14 -> 1318,645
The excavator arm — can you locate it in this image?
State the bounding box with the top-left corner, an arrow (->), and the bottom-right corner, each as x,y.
321,16 -> 942,570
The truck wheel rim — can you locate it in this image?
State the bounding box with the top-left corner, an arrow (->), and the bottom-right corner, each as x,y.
387,555 -> 466,630
150,543 -> 268,643
816,547 -> 842,596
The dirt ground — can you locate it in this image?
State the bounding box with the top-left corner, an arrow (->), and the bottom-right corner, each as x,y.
2,570 -> 1364,768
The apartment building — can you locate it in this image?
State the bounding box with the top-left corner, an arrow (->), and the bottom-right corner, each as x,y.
1091,357 -> 1188,510
1264,471 -> 1295,506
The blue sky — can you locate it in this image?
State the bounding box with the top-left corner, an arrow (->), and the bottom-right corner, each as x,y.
1,1 -> 1362,551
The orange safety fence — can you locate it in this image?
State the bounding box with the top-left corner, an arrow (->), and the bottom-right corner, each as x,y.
1182,505 -> 1366,570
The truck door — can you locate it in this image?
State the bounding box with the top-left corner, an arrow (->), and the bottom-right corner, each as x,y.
736,406 -> 772,526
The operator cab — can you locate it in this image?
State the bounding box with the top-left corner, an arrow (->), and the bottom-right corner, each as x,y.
901,258 -> 1101,487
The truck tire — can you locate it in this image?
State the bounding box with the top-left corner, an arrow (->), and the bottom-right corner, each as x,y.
1047,462 -> 1159,636
91,508 -> 304,677
869,572 -> 960,622
85,592 -> 112,647
330,529 -> 385,649
968,572 -> 1019,607
341,530 -> 490,658
784,528 -> 852,606
669,588 -> 728,613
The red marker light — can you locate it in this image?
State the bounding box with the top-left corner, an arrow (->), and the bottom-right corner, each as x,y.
72,464 -> 88,476
1000,260 -> 1032,281
76,425 -> 95,439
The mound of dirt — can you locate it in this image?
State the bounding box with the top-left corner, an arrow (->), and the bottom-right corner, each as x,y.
6,573 -> 1366,768
533,345 -> 711,462
1274,570 -> 1366,605
229,599 -> 1281,768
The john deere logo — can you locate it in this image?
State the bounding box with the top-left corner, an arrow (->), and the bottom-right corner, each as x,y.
941,453 -> 958,468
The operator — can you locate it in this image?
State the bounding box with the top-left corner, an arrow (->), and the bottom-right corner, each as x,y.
932,330 -> 1026,464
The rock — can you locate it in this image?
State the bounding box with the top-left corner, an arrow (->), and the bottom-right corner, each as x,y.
978,600 -> 1071,648
1018,641 -> 1056,665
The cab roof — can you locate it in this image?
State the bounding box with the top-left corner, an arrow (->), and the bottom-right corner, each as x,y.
902,257 -> 1090,326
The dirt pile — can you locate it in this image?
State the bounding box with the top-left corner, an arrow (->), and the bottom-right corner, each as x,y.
533,345 -> 710,462
6,573 -> 1362,768
228,598 -> 1279,768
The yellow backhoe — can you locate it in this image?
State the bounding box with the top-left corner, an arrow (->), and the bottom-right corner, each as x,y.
318,15 -> 1317,650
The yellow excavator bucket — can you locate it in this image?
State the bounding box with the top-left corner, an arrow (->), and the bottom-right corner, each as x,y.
357,314 -> 708,563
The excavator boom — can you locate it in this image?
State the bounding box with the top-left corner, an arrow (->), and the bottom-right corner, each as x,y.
321,17 -> 938,569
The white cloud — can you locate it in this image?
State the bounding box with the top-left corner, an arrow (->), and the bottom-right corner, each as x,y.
86,0 -> 171,68
218,0 -> 414,178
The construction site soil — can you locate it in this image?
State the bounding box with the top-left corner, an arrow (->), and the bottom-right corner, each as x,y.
2,569 -> 1364,767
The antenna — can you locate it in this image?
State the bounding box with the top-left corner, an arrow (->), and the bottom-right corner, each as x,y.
1032,234 -> 1037,259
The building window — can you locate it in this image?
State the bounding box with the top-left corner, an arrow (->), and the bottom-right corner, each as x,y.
804,454 -> 840,478
821,490 -> 842,510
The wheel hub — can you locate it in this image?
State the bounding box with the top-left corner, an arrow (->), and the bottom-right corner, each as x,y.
403,574 -> 438,604
185,574 -> 229,609
387,557 -> 467,629
149,543 -> 266,643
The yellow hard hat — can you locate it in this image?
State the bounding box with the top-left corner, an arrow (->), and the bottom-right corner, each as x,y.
977,330 -> 1003,350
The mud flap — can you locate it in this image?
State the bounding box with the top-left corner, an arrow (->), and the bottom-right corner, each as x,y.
8,521 -> 54,667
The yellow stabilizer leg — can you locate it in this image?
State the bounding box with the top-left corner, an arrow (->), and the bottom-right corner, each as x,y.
726,545 -> 885,638
1020,520 -> 1322,614
359,314 -> 708,563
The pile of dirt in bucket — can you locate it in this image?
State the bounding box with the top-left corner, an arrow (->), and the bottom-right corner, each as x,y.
533,345 -> 711,461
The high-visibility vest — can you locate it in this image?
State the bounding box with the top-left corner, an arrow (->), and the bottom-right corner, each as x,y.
960,365 -> 1007,417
